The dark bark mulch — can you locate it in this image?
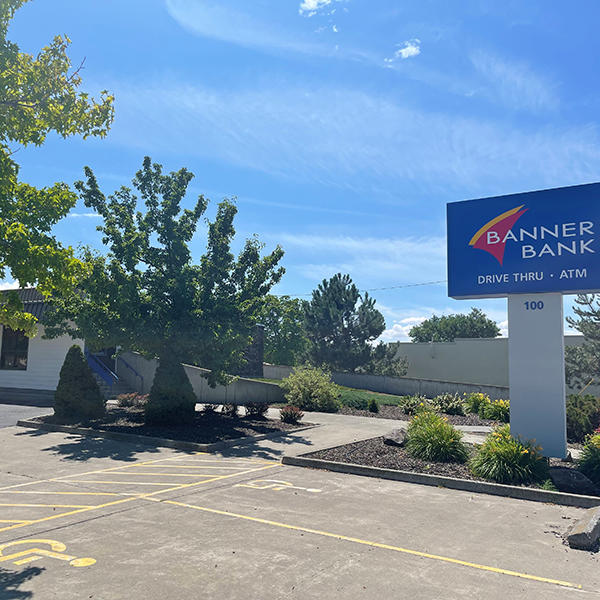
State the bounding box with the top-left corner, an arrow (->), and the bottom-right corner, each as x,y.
36,406 -> 303,444
306,436 -> 576,487
339,405 -> 498,427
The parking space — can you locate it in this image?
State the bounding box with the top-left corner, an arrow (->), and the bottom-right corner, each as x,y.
1,426 -> 598,599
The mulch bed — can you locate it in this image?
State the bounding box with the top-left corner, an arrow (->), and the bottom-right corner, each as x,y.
306,436 -> 576,487
35,406 -> 303,444
339,405 -> 498,427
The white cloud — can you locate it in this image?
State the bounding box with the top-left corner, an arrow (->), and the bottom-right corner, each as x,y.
299,0 -> 331,16
109,81 -> 600,192
0,281 -> 20,291
67,212 -> 101,218
379,317 -> 427,342
470,50 -> 559,112
385,39 -> 421,64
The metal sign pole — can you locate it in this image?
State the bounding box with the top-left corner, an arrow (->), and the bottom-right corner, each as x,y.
507,293 -> 567,458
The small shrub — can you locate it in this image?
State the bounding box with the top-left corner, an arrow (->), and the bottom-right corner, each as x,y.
566,394 -> 600,443
339,389 -> 369,411
479,398 -> 510,423
145,355 -> 196,425
117,393 -> 148,408
245,402 -> 269,418
463,392 -> 489,415
431,393 -> 465,416
469,425 -> 548,485
367,397 -> 379,413
400,395 -> 430,415
540,478 -> 558,492
222,403 -> 239,417
280,405 -> 304,424
54,345 -> 105,421
578,433 -> 600,486
405,411 -> 469,463
280,366 -> 340,413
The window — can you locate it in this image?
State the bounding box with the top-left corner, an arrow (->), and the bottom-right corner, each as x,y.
1,327 -> 28,370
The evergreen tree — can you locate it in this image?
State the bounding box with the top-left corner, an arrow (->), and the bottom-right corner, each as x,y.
304,273 -> 385,372
54,345 -> 105,421
566,294 -> 600,388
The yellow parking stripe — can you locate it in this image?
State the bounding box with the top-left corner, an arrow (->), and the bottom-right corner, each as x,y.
96,472 -> 215,477
0,463 -> 279,534
130,465 -> 259,470
0,503 -> 94,508
2,491 -> 120,496
68,481 -> 175,486
160,500 -> 582,591
0,520 -> 33,523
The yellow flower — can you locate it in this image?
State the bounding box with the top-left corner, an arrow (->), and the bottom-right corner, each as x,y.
521,449 -> 529,454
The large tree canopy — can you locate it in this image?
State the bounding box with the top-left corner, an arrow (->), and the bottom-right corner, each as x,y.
304,273 -> 385,372
0,0 -> 114,334
409,308 -> 500,343
258,294 -> 308,366
45,157 -> 285,391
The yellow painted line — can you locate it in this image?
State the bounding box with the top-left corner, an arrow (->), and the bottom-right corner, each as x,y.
0,503 -> 94,508
0,463 -> 279,535
0,452 -> 209,492
0,520 -> 33,523
130,465 -> 262,470
161,500 -> 582,591
2,491 -> 120,496
98,472 -> 216,477
68,480 -> 176,486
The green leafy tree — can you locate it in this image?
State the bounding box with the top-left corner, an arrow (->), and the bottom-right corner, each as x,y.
258,294 -> 308,365
54,345 -> 105,421
359,341 -> 408,377
565,294 -> 600,388
0,0 -> 114,334
304,273 -> 385,372
409,308 -> 499,343
45,157 -> 284,423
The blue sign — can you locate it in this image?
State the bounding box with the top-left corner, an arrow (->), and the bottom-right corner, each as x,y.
447,182 -> 600,298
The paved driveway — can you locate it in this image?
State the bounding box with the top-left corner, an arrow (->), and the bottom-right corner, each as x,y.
0,404 -> 52,429
0,421 -> 598,599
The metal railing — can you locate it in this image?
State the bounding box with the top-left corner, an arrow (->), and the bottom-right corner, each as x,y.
85,350 -> 119,389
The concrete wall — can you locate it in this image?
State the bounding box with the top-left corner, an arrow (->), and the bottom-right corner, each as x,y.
263,364 -> 509,399
117,352 -> 284,405
0,325 -> 83,392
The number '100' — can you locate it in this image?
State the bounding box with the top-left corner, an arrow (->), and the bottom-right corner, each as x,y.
524,301 -> 544,310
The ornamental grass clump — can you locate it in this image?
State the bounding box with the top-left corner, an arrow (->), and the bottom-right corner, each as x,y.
577,433 -> 600,486
400,395 -> 430,415
469,425 -> 548,485
478,398 -> 510,423
431,393 -> 465,416
405,411 -> 469,463
463,392 -> 489,415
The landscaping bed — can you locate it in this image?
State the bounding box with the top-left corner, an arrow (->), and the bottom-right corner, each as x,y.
338,404 -> 496,427
305,436 -> 579,490
32,405 -> 303,445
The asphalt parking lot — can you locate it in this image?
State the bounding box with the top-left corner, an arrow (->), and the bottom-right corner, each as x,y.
1,424 -> 599,600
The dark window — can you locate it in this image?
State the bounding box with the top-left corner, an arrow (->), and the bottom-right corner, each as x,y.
1,327 -> 28,370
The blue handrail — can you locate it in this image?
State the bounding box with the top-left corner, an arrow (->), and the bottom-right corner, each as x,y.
118,355 -> 144,392
85,350 -> 118,388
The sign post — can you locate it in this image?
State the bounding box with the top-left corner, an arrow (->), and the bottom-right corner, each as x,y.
447,182 -> 600,457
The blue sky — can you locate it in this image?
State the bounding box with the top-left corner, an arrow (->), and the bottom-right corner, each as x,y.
9,0 -> 600,340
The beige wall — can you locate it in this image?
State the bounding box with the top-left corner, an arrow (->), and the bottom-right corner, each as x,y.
0,325 -> 83,391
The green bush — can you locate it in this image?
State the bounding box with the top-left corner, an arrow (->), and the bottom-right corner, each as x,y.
245,402 -> 269,418
478,398 -> 510,422
280,366 -> 340,412
280,405 -> 304,424
463,392 -> 489,414
222,403 -> 239,417
405,411 -> 469,463
368,397 -> 379,413
338,388 -> 369,410
54,345 -> 105,421
469,425 -> 548,485
578,433 -> 600,486
431,393 -> 465,416
117,393 -> 148,408
566,394 -> 600,442
400,395 -> 430,415
145,356 -> 196,425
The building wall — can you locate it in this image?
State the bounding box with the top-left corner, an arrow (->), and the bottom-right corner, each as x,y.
0,325 -> 82,391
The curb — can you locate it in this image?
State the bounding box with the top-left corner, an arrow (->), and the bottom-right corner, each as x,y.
17,418 -> 318,453
282,455 -> 600,509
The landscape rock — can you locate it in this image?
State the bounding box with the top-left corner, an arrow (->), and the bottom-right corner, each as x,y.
383,429 -> 406,447
549,466 -> 600,496
565,506 -> 600,550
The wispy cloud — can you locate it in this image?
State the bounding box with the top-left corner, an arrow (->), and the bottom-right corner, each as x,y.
67,212 -> 101,218
299,0 -> 337,17
384,38 -> 421,64
109,81 -> 600,192
470,50 -> 559,112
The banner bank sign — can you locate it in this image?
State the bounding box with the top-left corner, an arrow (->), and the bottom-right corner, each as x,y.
447,182 -> 600,299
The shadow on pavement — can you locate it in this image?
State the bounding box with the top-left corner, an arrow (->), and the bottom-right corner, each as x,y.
14,429 -> 166,462
220,431 -> 314,460
0,566 -> 45,600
